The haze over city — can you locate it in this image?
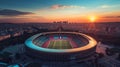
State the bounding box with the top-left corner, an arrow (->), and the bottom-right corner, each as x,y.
0,0 -> 120,23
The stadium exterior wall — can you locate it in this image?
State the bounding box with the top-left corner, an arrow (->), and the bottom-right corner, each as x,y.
25,32 -> 97,61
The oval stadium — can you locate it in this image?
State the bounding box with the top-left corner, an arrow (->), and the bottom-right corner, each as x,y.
25,32 -> 97,61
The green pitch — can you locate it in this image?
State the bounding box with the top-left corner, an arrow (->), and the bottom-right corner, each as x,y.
48,40 -> 72,49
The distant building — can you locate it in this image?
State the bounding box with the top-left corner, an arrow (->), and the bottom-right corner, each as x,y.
0,34 -> 10,41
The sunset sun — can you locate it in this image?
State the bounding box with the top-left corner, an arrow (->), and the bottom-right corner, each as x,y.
89,16 -> 97,23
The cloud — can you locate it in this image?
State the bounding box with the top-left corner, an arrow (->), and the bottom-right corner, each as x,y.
100,5 -> 110,8
0,17 -> 48,23
102,16 -> 120,18
51,4 -> 85,9
0,9 -> 34,16
100,4 -> 119,9
0,14 -> 48,23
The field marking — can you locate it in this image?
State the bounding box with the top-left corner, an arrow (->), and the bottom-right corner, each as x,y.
60,40 -> 62,49
53,40 -> 56,49
47,39 -> 73,49
47,40 -> 51,48
67,40 -> 72,49
69,41 -> 73,48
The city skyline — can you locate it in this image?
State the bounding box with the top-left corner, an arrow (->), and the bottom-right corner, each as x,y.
0,0 -> 120,23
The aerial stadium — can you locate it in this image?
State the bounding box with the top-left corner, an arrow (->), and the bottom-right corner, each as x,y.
25,32 -> 97,61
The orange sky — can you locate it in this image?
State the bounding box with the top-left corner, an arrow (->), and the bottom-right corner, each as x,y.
0,0 -> 120,23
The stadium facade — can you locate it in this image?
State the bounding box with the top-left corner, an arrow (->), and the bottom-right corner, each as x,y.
25,32 -> 97,61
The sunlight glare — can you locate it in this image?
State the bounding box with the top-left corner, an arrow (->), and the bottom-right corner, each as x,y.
89,16 -> 97,22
